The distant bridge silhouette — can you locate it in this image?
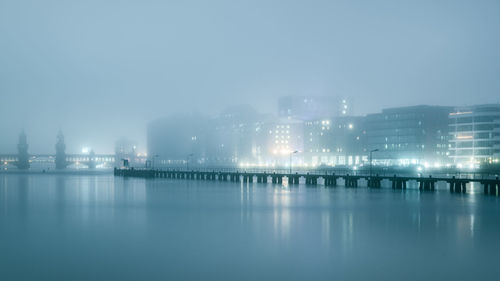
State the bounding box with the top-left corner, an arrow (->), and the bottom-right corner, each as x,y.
0,154 -> 116,169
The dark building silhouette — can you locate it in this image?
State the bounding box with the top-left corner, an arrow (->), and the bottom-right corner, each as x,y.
16,131 -> 30,169
364,105 -> 453,165
147,113 -> 212,167
55,130 -> 68,169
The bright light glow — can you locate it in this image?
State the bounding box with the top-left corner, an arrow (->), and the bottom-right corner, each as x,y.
81,147 -> 89,154
449,111 -> 473,116
417,166 -> 423,172
348,124 -> 353,129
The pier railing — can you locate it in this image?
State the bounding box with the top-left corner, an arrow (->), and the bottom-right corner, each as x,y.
114,168 -> 500,195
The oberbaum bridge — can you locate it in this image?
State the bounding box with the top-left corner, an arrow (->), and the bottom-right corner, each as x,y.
0,131 -> 114,170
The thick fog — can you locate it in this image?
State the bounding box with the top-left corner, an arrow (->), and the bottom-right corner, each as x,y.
1,0 -> 499,154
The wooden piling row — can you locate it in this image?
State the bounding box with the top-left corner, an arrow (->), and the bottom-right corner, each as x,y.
481,177 -> 500,195
114,168 -> 500,195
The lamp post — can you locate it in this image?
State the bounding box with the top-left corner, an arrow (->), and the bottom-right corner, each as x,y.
289,150 -> 299,174
186,153 -> 194,171
369,149 -> 379,180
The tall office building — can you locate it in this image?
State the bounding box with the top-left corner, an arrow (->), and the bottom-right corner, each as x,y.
448,104 -> 500,165
364,105 -> 452,165
304,116 -> 366,166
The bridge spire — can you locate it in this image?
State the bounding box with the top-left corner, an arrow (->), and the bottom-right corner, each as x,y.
17,130 -> 30,169
55,130 -> 68,169
88,149 -> 96,169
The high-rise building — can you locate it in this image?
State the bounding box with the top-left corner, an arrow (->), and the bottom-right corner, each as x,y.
448,104 -> 500,165
264,119 -> 304,166
207,105 -> 268,166
304,116 -> 366,166
364,105 -> 452,166
147,113 -> 212,167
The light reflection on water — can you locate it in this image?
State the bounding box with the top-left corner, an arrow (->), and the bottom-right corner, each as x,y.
1,174 -> 500,281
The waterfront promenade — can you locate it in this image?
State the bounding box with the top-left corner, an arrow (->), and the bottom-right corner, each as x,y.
114,168 -> 500,195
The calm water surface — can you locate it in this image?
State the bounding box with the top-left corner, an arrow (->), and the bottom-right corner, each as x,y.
1,174 -> 499,281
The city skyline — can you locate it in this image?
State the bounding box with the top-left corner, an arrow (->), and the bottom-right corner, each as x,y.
3,98 -> 499,171
1,98 -> 499,155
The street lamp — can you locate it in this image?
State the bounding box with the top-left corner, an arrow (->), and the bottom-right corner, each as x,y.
369,149 -> 379,180
186,153 -> 194,171
289,150 -> 299,174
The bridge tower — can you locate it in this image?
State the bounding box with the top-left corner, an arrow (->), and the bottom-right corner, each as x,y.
17,131 -> 30,169
88,150 -> 96,169
55,130 -> 68,169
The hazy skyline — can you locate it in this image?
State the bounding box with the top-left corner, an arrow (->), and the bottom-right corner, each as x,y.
1,0 -> 499,153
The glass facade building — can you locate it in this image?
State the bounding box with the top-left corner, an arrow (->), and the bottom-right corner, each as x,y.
448,104 -> 500,165
364,105 -> 452,165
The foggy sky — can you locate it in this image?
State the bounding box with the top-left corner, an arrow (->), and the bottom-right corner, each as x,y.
1,0 -> 499,154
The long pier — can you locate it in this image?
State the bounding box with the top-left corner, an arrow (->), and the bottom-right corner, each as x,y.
114,168 -> 500,195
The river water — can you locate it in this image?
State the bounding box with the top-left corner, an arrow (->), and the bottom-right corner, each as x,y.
1,173 -> 499,281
